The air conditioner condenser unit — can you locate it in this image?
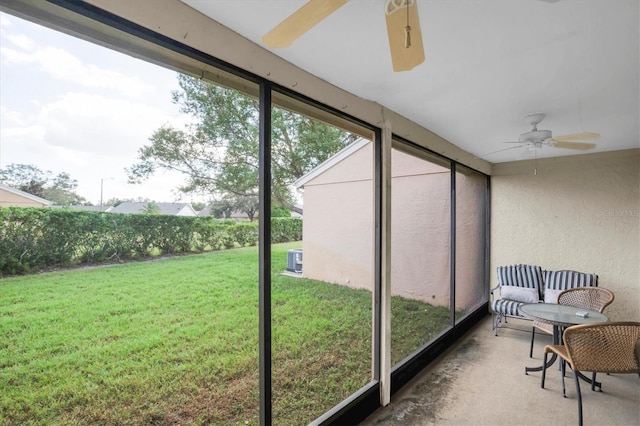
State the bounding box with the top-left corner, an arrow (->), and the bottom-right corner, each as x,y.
286,249 -> 303,273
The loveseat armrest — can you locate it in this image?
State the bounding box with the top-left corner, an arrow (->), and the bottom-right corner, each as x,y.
490,285 -> 500,301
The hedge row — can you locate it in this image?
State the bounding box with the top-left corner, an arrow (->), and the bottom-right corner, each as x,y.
0,207 -> 302,276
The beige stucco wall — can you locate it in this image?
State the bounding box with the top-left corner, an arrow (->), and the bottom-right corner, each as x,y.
0,189 -> 48,208
302,143 -> 487,311
491,149 -> 640,321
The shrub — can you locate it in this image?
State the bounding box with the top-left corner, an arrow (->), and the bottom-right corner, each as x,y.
0,207 -> 303,276
230,223 -> 259,247
271,217 -> 302,243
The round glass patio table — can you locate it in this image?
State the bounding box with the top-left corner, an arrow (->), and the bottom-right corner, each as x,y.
520,303 -> 608,377
520,303 -> 608,329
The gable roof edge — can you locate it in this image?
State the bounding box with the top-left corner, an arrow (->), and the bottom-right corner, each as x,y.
293,138 -> 370,189
0,183 -> 53,205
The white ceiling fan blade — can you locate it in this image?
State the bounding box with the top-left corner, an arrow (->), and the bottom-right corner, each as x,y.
552,141 -> 597,150
551,132 -> 600,142
262,0 -> 348,48
385,0 -> 425,72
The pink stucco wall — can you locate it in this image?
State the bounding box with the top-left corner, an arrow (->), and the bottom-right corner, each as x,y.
455,169 -> 488,311
300,141 -> 486,312
301,143 -> 375,288
390,156 -> 451,307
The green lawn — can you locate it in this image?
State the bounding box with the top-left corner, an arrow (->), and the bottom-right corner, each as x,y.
0,242 -> 450,425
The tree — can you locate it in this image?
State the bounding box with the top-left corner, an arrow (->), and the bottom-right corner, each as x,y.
0,163 -> 87,206
191,201 -> 206,211
140,202 -> 161,214
210,198 -> 234,219
272,204 -> 291,218
103,197 -> 154,207
0,164 -> 48,198
42,172 -> 87,206
212,193 -> 259,221
128,74 -> 356,215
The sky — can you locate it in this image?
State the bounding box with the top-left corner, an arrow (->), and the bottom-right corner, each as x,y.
0,12 -> 200,205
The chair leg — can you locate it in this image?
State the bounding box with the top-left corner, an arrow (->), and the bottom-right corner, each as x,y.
574,370 -> 583,426
541,352 -> 548,388
561,359 -> 567,398
493,313 -> 502,336
529,326 -> 535,358
492,312 -> 496,335
591,372 -> 600,392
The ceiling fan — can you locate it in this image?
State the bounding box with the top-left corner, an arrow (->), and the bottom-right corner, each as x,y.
481,112 -> 599,157
261,0 -> 425,72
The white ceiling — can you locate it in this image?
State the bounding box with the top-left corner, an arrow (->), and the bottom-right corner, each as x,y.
182,0 -> 639,163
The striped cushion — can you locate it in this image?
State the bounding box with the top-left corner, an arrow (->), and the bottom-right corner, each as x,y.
497,264 -> 544,299
543,270 -> 598,303
491,299 -> 524,317
543,270 -> 598,291
497,265 -> 520,287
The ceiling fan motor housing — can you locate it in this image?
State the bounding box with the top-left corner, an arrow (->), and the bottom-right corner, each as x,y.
519,129 -> 552,143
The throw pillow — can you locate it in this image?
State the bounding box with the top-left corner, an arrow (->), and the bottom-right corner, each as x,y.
544,288 -> 563,304
500,286 -> 539,304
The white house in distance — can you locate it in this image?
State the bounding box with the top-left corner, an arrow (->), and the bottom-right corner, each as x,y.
109,202 -> 197,216
294,139 -> 486,312
0,183 -> 53,208
196,205 -> 258,221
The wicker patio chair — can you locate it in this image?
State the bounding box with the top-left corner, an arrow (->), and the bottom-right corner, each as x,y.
541,322 -> 640,426
529,285 -> 613,358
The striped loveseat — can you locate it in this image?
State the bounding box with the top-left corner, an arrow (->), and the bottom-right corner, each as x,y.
491,264 -> 544,336
490,265 -> 599,336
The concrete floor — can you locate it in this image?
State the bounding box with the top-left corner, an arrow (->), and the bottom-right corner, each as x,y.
362,316 -> 640,426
